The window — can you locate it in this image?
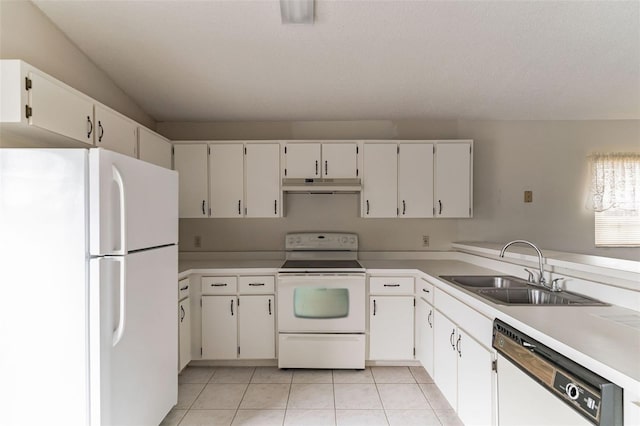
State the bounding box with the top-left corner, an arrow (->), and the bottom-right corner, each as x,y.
589,153 -> 640,247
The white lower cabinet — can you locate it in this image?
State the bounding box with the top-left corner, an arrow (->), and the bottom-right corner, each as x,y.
434,309 -> 495,426
369,296 -> 414,360
178,297 -> 191,371
238,296 -> 275,359
201,275 -> 276,360
202,296 -> 238,359
415,297 -> 435,377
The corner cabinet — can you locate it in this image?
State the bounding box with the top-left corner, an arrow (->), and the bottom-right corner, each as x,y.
138,127 -> 172,169
434,141 -> 473,218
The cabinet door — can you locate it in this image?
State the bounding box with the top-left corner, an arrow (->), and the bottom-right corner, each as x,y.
322,143 -> 358,178
245,143 -> 281,217
94,104 -> 138,157
285,143 -> 321,178
415,298 -> 435,377
457,330 -> 494,426
179,298 -> 191,371
238,296 -> 275,359
138,127 -> 172,169
433,310 -> 458,409
362,143 -> 398,217
369,296 -> 414,360
202,296 -> 237,359
398,143 -> 434,218
173,144 -> 209,218
209,144 -> 244,217
28,71 -> 94,145
435,142 -> 472,218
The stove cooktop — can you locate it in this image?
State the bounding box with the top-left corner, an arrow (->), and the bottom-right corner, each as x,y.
280,259 -> 364,270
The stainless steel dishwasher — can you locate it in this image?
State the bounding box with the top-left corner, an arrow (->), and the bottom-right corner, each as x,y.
493,319 -> 623,426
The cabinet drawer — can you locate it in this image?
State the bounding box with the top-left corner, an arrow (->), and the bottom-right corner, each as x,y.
239,275 -> 275,294
202,276 -> 237,295
369,276 -> 414,294
178,277 -> 190,300
416,277 -> 434,304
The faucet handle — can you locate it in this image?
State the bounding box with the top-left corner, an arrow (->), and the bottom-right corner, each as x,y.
551,278 -> 564,292
524,268 -> 537,283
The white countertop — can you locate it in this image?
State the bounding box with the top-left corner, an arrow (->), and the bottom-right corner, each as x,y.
179,256 -> 640,391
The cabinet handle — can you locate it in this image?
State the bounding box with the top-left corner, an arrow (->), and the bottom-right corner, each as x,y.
384,284 -> 400,287
180,285 -> 189,291
180,305 -> 185,322
249,283 -> 265,286
238,200 -> 241,215
274,199 -> 278,215
98,121 -> 104,142
230,299 -> 234,316
450,329 -> 456,350
427,310 -> 432,328
402,200 -> 406,215
325,160 -> 328,175
438,200 -> 443,215
422,288 -> 430,293
202,200 -> 206,215
366,200 -> 370,215
268,298 -> 272,315
457,335 -> 462,357
87,116 -> 93,139
211,283 -> 227,287
373,299 -> 377,316
315,160 -> 319,175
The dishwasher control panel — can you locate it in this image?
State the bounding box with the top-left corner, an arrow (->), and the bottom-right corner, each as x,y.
553,371 -> 600,422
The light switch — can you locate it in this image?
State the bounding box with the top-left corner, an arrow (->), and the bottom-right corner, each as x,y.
524,191 -> 533,203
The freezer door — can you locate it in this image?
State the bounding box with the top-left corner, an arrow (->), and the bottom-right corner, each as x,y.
89,148 -> 178,255
90,245 -> 178,426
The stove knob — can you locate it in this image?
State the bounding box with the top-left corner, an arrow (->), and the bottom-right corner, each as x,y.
565,383 -> 580,400
350,236 -> 356,243
342,236 -> 348,243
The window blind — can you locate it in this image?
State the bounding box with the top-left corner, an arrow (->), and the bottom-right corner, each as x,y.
595,210 -> 640,247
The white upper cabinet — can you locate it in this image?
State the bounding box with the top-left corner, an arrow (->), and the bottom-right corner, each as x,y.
94,104 -> 138,157
322,143 -> 359,178
173,144 -> 209,218
362,143 -> 398,217
284,142 -> 358,179
138,127 -> 172,169
284,143 -> 322,178
245,143 -> 281,217
435,141 -> 473,218
209,144 -> 244,217
398,143 -> 434,218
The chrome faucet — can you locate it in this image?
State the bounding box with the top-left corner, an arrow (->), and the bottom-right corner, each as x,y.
499,240 -> 558,291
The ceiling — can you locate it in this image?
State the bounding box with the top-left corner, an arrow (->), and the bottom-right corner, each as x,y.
34,0 -> 640,123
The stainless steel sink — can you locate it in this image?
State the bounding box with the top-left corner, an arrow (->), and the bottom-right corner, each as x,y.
439,275 -> 608,306
439,275 -> 530,288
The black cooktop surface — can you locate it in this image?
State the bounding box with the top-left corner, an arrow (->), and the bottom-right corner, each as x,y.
280,260 -> 363,269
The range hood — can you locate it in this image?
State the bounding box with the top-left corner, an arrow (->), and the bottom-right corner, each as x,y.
282,178 -> 362,193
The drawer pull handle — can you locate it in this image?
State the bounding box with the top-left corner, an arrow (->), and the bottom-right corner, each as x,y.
249,283 -> 265,286
180,285 -> 189,291
211,283 -> 227,287
422,288 -> 430,293
384,284 -> 400,287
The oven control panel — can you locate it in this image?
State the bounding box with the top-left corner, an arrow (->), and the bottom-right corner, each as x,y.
285,233 -> 358,251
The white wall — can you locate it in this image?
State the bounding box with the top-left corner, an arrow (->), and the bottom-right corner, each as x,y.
0,1 -> 154,129
457,119 -> 640,260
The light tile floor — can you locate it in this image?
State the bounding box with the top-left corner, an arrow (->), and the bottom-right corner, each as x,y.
161,366 -> 463,426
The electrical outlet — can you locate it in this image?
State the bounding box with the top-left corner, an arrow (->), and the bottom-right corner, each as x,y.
422,235 -> 430,247
524,191 -> 533,203
194,235 -> 202,248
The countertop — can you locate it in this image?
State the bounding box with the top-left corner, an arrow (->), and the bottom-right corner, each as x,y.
178,257 -> 640,391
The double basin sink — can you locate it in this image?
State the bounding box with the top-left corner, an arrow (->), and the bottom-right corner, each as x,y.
438,275 -> 607,306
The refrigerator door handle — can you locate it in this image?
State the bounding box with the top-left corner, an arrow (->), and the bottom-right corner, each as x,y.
112,257 -> 126,347
112,165 -> 127,255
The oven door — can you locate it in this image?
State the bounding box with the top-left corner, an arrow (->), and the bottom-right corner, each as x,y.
277,274 -> 365,333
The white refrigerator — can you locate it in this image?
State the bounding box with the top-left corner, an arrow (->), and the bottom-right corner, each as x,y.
0,148 -> 179,425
